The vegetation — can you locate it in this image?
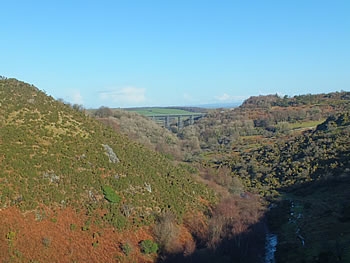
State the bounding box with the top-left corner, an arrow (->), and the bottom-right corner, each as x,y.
2,76 -> 350,262
0,78 -> 215,221
91,108 -> 186,160
140,239 -> 159,254
102,185 -> 121,204
177,93 -> 350,262
89,91 -> 350,262
0,78 -> 216,262
121,242 -> 132,256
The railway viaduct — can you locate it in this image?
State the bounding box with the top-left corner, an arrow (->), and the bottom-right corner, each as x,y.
148,113 -> 206,129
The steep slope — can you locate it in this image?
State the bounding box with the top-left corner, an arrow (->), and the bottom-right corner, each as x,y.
92,109 -> 184,160
0,78 -> 215,261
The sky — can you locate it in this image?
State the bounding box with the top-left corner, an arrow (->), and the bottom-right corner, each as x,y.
1,0 -> 349,108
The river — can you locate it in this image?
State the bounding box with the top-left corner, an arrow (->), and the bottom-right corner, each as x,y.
265,231 -> 278,263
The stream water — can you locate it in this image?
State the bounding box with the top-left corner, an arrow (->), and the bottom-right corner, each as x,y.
265,231 -> 278,263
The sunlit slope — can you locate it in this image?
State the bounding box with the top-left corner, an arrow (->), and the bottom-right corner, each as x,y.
0,78 -> 214,228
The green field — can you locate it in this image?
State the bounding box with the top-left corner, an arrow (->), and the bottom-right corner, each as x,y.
125,107 -> 197,116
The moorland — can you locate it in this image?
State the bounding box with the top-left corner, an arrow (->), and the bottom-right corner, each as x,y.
1,76 -> 350,263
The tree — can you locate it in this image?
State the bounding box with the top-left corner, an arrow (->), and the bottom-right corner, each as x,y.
94,106 -> 113,118
153,212 -> 181,254
71,103 -> 85,112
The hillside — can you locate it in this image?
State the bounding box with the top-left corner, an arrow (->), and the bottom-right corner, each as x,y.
0,78 -> 216,262
176,93 -> 350,193
177,92 -> 350,156
91,93 -> 350,262
4,78 -> 349,262
90,108 -> 185,160
180,94 -> 350,262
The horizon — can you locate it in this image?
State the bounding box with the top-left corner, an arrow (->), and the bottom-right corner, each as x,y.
1,1 -> 349,108
120,101 -> 243,110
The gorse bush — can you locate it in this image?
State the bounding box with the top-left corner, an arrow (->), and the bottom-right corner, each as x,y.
121,242 -> 132,256
140,239 -> 158,254
102,185 -> 121,204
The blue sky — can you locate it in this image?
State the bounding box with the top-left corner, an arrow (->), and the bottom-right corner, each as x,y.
1,1 -> 349,108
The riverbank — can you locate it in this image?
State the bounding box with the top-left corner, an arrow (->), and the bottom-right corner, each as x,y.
266,177 -> 350,263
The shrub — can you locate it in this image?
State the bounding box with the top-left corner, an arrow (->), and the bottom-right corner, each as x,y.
121,242 -> 132,256
95,106 -> 113,118
102,185 -> 121,204
112,215 -> 127,230
81,225 -> 89,231
6,231 -> 16,241
153,212 -> 181,254
140,240 -> 158,254
42,237 -> 51,247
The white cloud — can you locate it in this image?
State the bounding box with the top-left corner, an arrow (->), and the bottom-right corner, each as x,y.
215,93 -> 246,102
99,87 -> 146,106
183,93 -> 192,101
67,90 -> 83,105
215,93 -> 232,101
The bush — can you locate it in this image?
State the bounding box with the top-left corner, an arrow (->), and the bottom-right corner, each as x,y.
102,185 -> 121,204
121,242 -> 132,256
140,239 -> 158,254
6,231 -> 16,241
42,237 -> 51,247
95,106 -> 113,118
112,215 -> 128,230
153,212 -> 181,254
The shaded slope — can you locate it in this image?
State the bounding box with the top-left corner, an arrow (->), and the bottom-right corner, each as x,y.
268,175 -> 350,263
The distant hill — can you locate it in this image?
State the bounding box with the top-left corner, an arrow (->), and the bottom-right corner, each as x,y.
194,102 -> 242,109
176,91 -> 350,154
0,78 -> 216,262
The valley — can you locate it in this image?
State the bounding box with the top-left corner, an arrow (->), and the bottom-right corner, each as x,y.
1,78 -> 350,262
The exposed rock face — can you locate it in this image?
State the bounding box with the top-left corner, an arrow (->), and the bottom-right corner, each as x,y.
102,144 -> 120,163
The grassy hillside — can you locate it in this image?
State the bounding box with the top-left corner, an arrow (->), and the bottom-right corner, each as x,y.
88,107 -> 207,162
92,109 -> 185,160
6,79 -> 348,262
0,78 -> 216,262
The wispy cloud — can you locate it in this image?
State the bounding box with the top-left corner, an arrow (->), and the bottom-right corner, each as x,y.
67,90 -> 83,105
215,93 -> 231,101
183,93 -> 192,101
215,93 -> 247,102
99,87 -> 146,106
